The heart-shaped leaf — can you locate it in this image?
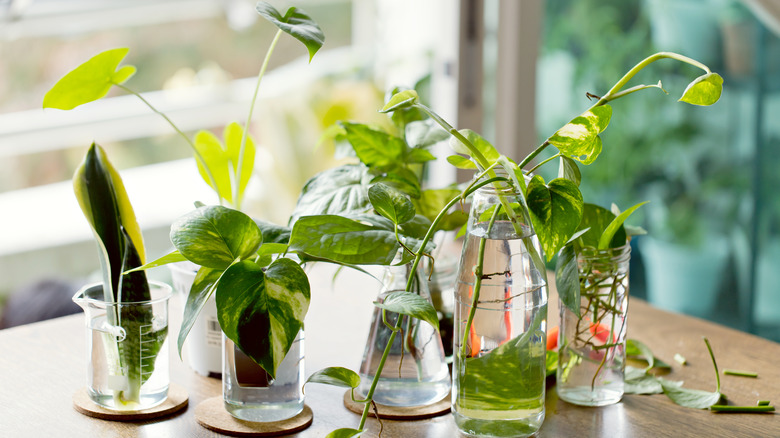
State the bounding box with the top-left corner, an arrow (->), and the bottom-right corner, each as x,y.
555,243 -> 580,316
216,258 -> 310,378
290,164 -> 373,223
405,120 -> 449,149
340,122 -> 405,168
374,291 -> 440,331
660,379 -> 723,409
43,48 -> 135,110
192,123 -> 256,205
380,90 -> 419,113
305,366 -> 360,389
679,73 -> 723,106
548,105 -> 612,165
170,206 -> 262,270
178,266 -> 221,359
526,175 -> 584,260
256,2 -> 324,62
254,219 -> 291,245
369,167 -> 422,199
369,183 -> 415,225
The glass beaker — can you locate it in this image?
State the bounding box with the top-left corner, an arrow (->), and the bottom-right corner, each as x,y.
452,175 -> 548,437
557,244 -> 631,406
356,263 -> 451,407
73,281 -> 171,411
222,331 -> 305,422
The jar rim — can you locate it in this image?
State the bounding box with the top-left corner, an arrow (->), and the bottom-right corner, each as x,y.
72,280 -> 172,306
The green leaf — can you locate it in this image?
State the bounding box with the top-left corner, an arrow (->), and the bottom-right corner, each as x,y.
627,338 -> 655,371
405,120 -> 449,149
380,90 -> 419,113
447,155 -> 477,169
370,167 -> 422,199
291,164 -> 372,223
124,250 -> 187,274
576,204 -> 626,249
526,175 -> 584,261
598,201 -> 647,249
405,147 -> 437,164
224,122 -> 256,203
178,266 -> 221,360
254,219 -> 291,245
255,2 -> 324,63
305,366 -> 360,389
546,350 -> 558,377
558,156 -> 581,186
661,379 -> 723,409
216,258 -> 310,378
449,129 -> 500,166
397,214 -> 434,240
368,183 -> 415,225
43,48 -> 135,110
193,130 -> 232,203
413,188 -> 468,232
326,429 -> 363,438
374,291 -> 440,331
679,73 -> 723,106
548,105 -> 612,165
170,206 -> 262,270
339,122 -> 404,168
555,243 -> 580,316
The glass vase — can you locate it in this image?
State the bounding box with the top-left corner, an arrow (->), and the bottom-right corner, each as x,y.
452,177 -> 548,438
356,262 -> 451,407
72,281 -> 171,411
222,331 -> 305,422
557,244 -> 631,406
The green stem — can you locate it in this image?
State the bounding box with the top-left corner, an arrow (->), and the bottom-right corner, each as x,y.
116,84 -> 223,205
723,369 -> 758,378
526,153 -> 561,175
234,29 -> 283,211
703,337 -> 721,393
710,405 -> 775,413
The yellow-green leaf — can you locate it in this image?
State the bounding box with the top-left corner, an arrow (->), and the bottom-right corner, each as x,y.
223,122 -> 256,203
679,73 -> 723,106
380,90 -> 419,113
548,105 -> 612,165
193,130 -> 233,203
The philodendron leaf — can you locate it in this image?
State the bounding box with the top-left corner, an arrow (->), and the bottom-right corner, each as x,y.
526,175 -> 584,261
449,129 -> 500,167
290,164 -> 373,223
255,2 -> 324,62
170,205 -> 262,270
217,258 -> 310,378
178,266 -> 221,359
369,183 -> 415,225
326,429 -> 363,438
548,105 -> 612,165
339,122 -> 404,168
598,201 -> 648,249
380,89 -> 419,113
679,73 -> 723,106
374,291 -> 440,331
555,243 -> 580,316
558,156 -> 581,186
305,366 -> 360,389
43,48 -> 135,110
447,155 -> 477,169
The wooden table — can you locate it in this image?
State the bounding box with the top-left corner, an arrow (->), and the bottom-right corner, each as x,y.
1,263 -> 778,437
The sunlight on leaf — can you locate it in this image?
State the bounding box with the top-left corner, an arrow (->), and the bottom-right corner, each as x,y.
548,105 -> 612,165
374,291 -> 440,331
679,73 -> 723,106
380,90 -> 419,113
326,429 -> 363,438
525,175 -> 583,260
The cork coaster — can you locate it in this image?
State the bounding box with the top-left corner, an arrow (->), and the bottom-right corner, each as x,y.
73,383 -> 189,421
342,390 -> 451,420
194,397 -> 313,437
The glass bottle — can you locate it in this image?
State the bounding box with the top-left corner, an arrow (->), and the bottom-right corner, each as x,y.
356,262 -> 451,407
452,175 -> 548,437
557,244 -> 630,406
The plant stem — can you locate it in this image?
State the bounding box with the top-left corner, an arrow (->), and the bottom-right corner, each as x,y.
710,405 -> 775,413
234,28 -> 284,211
116,84 -> 223,205
723,369 -> 758,378
526,153 -> 561,175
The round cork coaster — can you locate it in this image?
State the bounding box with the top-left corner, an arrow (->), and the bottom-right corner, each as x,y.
342,391 -> 451,420
72,383 -> 189,421
194,397 -> 313,437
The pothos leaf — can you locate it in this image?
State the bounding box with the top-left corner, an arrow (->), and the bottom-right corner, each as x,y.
576,203 -> 626,249
525,175 -> 584,261
305,366 -> 360,389
290,164 -> 373,223
660,379 -> 723,409
339,121 -> 404,168
448,129 -> 500,167
380,89 -> 419,113
679,73 -> 723,106
43,48 -> 135,110
255,2 -> 324,62
558,156 -> 581,186
374,291 -> 440,331
368,183 -> 415,225
598,201 -> 648,249
178,266 -> 221,360
548,105 -> 612,165
447,155 -> 477,169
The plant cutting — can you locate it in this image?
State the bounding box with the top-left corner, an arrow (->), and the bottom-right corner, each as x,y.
71,143 -> 171,411
300,51 -> 723,438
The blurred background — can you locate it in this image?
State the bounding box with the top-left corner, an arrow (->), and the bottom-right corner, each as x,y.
0,0 -> 777,342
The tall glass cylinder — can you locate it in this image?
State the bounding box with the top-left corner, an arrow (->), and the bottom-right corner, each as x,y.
223,331 -> 304,422
356,262 -> 451,407
557,244 -> 630,406
452,177 -> 548,438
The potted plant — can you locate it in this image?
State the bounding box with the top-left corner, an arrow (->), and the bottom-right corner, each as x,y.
300,52 -> 723,437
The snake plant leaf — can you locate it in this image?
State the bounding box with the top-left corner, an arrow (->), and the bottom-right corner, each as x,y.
679,73 -> 723,106
326,429 -> 363,438
380,89 -> 419,113
449,129 -> 500,167
526,175 -> 584,261
305,366 -> 361,389
374,291 -> 440,331
548,105 -> 612,165
555,243 -> 580,316
170,205 -> 262,270
256,2 -> 324,63
290,164 -> 373,223
178,266 -> 221,359
43,48 -> 135,110
558,156 -> 581,187
339,122 -> 405,168
447,155 -> 477,169
369,183 -> 415,225
216,258 -> 310,378
598,201 -> 648,249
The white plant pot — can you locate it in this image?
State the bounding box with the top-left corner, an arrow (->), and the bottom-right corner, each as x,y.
169,261 -> 222,377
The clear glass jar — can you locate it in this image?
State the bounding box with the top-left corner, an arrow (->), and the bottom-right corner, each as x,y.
557,244 -> 631,406
452,177 -> 548,437
356,262 -> 451,407
72,281 -> 171,411
223,331 -> 304,422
